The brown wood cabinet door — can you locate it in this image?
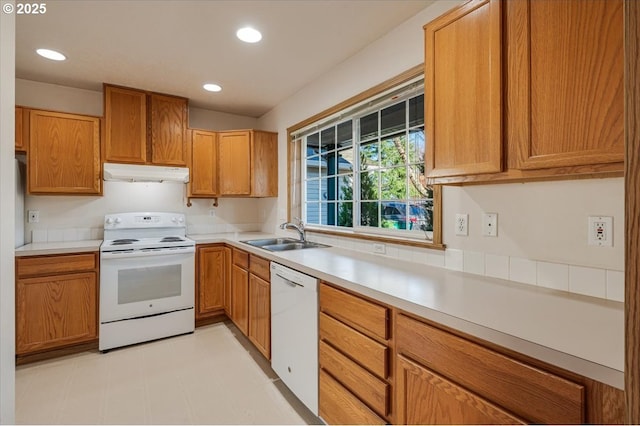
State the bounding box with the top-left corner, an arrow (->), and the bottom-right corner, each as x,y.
396,355 -> 525,425
218,131 -> 251,195
28,110 -> 101,194
231,264 -> 249,335
251,131 -> 278,197
223,247 -> 232,315
248,274 -> 270,360
16,272 -> 98,355
15,106 -> 25,152
196,246 -> 225,320
319,369 -> 386,425
104,85 -> 147,164
150,93 -> 188,166
425,0 -> 502,178
190,129 -> 218,196
507,0 -> 624,170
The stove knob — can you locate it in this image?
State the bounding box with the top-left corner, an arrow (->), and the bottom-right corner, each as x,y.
178,217 -> 184,224
171,217 -> 178,223
105,218 -> 114,225
115,217 -> 122,224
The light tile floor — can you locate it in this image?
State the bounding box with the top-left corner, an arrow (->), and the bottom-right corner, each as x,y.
16,322 -> 316,425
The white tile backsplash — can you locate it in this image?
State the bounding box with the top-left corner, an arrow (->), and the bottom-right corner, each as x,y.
485,254 -> 509,280
425,251 -> 445,267
62,228 -> 78,242
569,266 -> 606,298
444,249 -> 463,271
537,262 -> 569,292
47,229 -> 64,242
509,257 -> 537,285
606,270 -> 624,302
463,251 -> 485,275
32,229 -> 47,243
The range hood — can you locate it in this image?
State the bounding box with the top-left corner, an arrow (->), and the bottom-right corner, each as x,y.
103,162 -> 189,183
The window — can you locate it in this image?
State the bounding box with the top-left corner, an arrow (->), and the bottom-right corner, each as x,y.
288,68 -> 441,246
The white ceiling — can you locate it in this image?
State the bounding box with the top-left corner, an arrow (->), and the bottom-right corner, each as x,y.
16,1 -> 433,117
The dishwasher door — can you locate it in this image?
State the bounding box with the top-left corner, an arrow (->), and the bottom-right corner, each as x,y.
270,262 -> 318,415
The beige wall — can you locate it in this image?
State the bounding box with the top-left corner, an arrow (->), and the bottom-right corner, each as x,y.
258,0 -> 624,272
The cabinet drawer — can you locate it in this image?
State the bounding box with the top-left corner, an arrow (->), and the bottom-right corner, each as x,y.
232,249 -> 249,269
319,369 -> 385,425
16,253 -> 97,278
249,254 -> 269,281
396,313 -> 584,424
320,340 -> 389,417
320,312 -> 388,379
320,283 -> 388,340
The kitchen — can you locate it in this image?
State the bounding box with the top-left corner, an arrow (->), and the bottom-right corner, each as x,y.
1,0 -> 638,424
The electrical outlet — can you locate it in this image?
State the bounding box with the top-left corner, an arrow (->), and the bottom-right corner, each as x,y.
482,213 -> 498,237
588,216 -> 613,247
208,209 -> 216,217
373,243 -> 386,254
28,210 -> 39,223
455,214 -> 468,236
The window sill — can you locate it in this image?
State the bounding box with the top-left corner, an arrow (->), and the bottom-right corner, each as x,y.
306,226 -> 446,251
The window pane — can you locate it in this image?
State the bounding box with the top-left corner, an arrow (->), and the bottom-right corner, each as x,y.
381,134 -> 405,167
408,165 -> 428,199
381,167 -> 406,200
320,128 -> 336,153
360,171 -> 379,200
306,203 -> 320,225
381,102 -> 406,136
360,112 -> 378,141
320,178 -> 328,200
360,141 -> 379,169
411,200 -> 433,232
307,133 -> 320,154
408,128 -> 425,163
381,201 -> 407,230
360,202 -> 379,227
306,155 -> 321,179
337,121 -> 353,148
324,152 -> 337,176
337,148 -> 354,173
409,95 -> 424,127
338,174 -> 353,201
306,179 -> 320,201
337,202 -> 353,227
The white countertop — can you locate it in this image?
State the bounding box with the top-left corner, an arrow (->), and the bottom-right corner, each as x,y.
14,232 -> 624,388
15,239 -> 102,256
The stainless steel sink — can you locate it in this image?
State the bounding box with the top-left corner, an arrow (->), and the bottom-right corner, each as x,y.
241,238 -> 330,252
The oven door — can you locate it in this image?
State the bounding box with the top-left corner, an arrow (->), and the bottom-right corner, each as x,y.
100,248 -> 195,323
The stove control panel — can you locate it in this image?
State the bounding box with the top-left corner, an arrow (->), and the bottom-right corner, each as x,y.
104,212 -> 186,229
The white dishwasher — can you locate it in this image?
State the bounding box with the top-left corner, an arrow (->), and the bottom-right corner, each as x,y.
270,262 -> 319,416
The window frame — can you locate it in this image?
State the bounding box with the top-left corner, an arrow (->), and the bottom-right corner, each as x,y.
287,65 -> 444,250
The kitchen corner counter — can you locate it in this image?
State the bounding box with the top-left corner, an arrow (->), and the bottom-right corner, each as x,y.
15,240 -> 102,256
192,232 -> 624,390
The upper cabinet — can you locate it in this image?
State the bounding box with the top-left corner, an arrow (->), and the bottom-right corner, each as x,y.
28,109 -> 101,195
189,129 -> 218,197
15,106 -> 26,152
104,84 -> 188,166
424,0 -> 624,183
217,130 -> 278,197
425,0 -> 502,178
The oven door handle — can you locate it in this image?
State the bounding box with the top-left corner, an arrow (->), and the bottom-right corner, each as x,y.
101,247 -> 195,259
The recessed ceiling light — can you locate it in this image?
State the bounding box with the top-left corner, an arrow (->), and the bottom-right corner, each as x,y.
236,27 -> 262,43
203,83 -> 222,92
36,48 -> 66,61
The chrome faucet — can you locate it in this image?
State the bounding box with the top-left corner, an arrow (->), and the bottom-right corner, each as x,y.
280,218 -> 306,242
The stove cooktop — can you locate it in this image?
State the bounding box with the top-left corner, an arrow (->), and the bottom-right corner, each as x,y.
101,236 -> 194,252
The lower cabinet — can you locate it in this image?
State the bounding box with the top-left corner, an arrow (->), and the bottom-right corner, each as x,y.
319,282 -> 392,424
395,313 -> 586,425
248,254 -> 271,360
15,253 -> 98,356
396,355 -> 525,424
196,244 -> 228,323
228,248 -> 271,360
